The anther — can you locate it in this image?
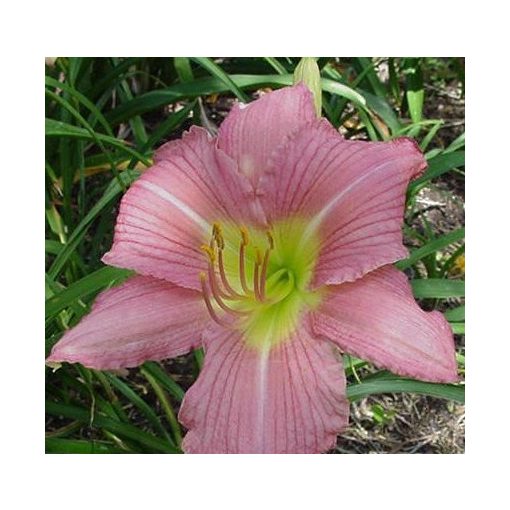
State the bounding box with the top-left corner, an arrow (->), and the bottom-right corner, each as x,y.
240,226 -> 250,247
213,223 -> 225,250
201,244 -> 216,263
266,231 -> 274,250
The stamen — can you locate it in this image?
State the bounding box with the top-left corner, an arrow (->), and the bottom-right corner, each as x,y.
200,273 -> 229,327
210,223 -> 241,298
239,227 -> 251,294
208,263 -> 232,300
266,231 -> 274,250
240,226 -> 249,246
213,223 -> 224,246
200,244 -> 216,263
201,244 -> 234,300
254,248 -> 263,301
218,247 -> 243,298
203,251 -> 248,317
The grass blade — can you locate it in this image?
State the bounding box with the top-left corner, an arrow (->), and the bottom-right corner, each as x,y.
409,150 -> 465,194
142,362 -> 185,401
107,74 -> 367,124
397,228 -> 465,270
45,267 -> 132,319
46,118 -> 151,166
46,401 -> 180,453
45,437 -> 127,454
191,57 -> 249,102
347,374 -> 464,403
263,57 -> 287,75
45,75 -> 114,136
451,323 -> 465,334
47,170 -> 138,280
444,305 -> 465,322
412,279 -> 465,298
103,372 -> 173,443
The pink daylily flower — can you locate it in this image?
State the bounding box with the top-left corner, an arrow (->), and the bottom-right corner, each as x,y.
47,84 -> 458,454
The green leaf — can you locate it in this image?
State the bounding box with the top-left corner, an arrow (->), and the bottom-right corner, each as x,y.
451,323 -> 465,334
263,57 -> 287,75
412,279 -> 465,298
45,75 -> 114,137
141,367 -> 182,447
139,100 -> 195,154
409,151 -> 465,194
397,228 -> 465,270
360,90 -> 402,135
45,118 -> 151,166
46,401 -> 180,453
45,239 -> 64,256
142,362 -> 185,401
191,57 -> 249,102
347,373 -> 464,403
47,170 -> 139,280
46,437 -> 127,454
107,74 -> 367,125
419,120 -> 444,151
103,372 -> 172,443
354,57 -> 387,98
174,57 -> 194,82
444,132 -> 465,153
45,266 -> 132,319
444,305 -> 465,322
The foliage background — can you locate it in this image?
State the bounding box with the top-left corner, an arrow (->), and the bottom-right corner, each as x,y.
45,57 -> 465,454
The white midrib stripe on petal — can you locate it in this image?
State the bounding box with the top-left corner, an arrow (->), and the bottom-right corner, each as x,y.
301,160 -> 394,245
138,180 -> 211,232
256,339 -> 271,453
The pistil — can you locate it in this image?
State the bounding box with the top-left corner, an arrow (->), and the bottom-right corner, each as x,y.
259,231 -> 274,301
253,248 -> 263,301
239,227 -> 251,295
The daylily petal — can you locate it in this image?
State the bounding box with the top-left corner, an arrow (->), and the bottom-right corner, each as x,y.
46,275 -> 207,369
311,266 -> 458,383
179,318 -> 349,453
259,120 -> 427,286
217,83 -> 316,187
103,126 -> 263,289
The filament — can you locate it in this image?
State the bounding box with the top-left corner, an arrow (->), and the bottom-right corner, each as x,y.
259,231 -> 274,301
218,248 -> 243,298
208,268 -> 247,316
200,273 -> 229,327
199,224 -> 277,327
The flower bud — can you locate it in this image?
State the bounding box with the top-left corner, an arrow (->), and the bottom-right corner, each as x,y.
293,57 -> 322,117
